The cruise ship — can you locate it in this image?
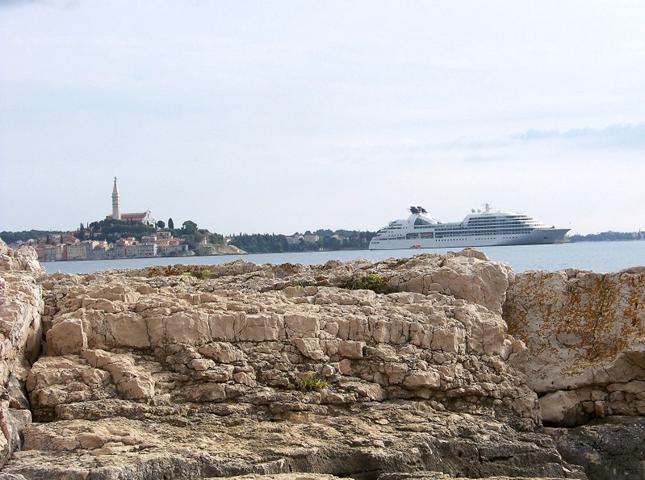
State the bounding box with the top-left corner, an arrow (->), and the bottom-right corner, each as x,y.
369,204 -> 569,250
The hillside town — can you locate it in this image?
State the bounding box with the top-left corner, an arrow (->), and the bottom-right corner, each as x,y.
25,231 -> 190,262
4,178 -> 240,262
1,177 -> 377,261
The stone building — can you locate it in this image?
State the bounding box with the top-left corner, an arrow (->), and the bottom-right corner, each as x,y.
108,177 -> 153,225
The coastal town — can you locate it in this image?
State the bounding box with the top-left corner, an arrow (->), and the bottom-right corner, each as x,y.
26,230 -> 191,262
4,178 -> 243,262
2,177 -> 374,262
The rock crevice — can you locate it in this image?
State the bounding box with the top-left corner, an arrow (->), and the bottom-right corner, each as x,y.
0,243 -> 643,480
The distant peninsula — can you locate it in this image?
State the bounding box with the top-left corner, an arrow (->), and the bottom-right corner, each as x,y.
567,231 -> 645,242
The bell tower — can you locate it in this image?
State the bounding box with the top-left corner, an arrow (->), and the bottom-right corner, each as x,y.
112,177 -> 121,220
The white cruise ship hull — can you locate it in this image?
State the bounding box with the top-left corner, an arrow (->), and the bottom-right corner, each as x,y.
369,228 -> 569,250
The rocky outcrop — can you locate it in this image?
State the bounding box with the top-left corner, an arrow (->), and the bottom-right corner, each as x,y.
28,251 -> 534,425
1,245 -> 643,479
545,417 -> 645,480
0,249 -> 589,479
2,403 -> 586,480
0,241 -> 43,467
504,268 -> 644,427
216,475 -> 568,480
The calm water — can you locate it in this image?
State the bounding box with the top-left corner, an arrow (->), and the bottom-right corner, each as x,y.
42,241 -> 644,274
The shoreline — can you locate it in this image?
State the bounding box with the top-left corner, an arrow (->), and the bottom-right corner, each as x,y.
39,241 -> 645,276
17,238 -> 645,266
40,238 -> 645,265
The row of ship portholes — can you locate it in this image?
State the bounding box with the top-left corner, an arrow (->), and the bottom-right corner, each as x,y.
382,234 -> 525,242
433,238 -> 499,242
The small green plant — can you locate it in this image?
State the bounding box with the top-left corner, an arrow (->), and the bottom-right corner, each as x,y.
180,268 -> 211,279
192,268 -> 212,279
344,273 -> 392,294
298,372 -> 328,392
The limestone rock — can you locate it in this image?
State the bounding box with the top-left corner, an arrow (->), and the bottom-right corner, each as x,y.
0,241 -> 43,467
0,403 -> 585,480
386,251 -> 513,314
546,417 -> 645,480
403,370 -> 441,389
505,269 -> 645,426
4,245 -> 642,478
46,318 -> 86,355
539,391 -> 580,426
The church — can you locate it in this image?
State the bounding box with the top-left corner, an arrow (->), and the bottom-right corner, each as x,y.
108,177 -> 153,225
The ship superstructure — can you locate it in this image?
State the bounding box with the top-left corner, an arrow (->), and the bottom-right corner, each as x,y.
369,204 -> 569,250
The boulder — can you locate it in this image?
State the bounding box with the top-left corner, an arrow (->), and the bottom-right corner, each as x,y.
505,269 -> 645,426
46,319 -> 86,355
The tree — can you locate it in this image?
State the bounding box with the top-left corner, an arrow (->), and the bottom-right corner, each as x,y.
168,218 -> 174,230
182,220 -> 198,234
209,232 -> 224,244
156,220 -> 165,229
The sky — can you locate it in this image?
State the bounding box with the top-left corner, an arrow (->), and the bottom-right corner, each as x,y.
1,0 -> 644,235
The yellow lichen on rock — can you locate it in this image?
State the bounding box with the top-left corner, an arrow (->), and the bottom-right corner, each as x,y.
504,268 -> 644,426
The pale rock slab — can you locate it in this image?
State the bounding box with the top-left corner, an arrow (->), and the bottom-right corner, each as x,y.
505,269 -> 645,426
6,246 -> 635,478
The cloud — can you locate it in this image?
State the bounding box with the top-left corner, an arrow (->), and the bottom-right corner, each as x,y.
511,123 -> 645,149
0,0 -> 76,8
0,0 -> 41,6
319,121 -> 645,171
344,122 -> 645,160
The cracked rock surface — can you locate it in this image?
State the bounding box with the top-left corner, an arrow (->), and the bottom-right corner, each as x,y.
545,416 -> 645,480
504,268 -> 645,427
0,242 -> 643,479
0,241 -> 43,466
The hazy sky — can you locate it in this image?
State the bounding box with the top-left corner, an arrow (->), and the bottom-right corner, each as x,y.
1,0 -> 644,235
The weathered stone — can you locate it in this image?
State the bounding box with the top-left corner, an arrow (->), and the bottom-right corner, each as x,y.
208,313 -> 238,341
293,338 -> 325,360
165,311 -> 210,345
0,242 -> 43,467
284,314 -> 319,338
403,370 -> 441,389
198,342 -> 244,363
547,417 -> 645,480
81,349 -> 155,400
46,319 -> 86,355
106,313 -> 150,348
540,390 -> 580,426
236,315 -> 280,342
505,268 -> 645,426
431,327 -> 464,353
337,340 -> 365,359
3,244 -> 641,479
184,383 -> 226,402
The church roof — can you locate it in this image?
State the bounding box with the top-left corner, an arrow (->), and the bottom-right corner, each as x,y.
121,212 -> 149,221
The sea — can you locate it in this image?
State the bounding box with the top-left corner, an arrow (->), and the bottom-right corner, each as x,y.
42,241 -> 645,275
